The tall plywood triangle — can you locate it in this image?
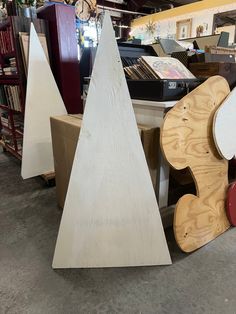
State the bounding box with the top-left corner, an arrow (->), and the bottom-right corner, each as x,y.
52,13 -> 171,268
21,23 -> 67,179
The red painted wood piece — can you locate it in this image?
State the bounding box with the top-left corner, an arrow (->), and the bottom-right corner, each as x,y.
227,182 -> 236,226
37,4 -> 83,114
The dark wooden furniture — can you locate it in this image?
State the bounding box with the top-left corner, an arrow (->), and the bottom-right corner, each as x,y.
189,62 -> 236,89
0,16 -> 47,159
37,3 -> 82,114
227,182 -> 236,227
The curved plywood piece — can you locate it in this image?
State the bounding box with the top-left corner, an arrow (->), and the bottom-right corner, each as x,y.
213,87 -> 236,160
161,76 -> 230,252
227,182 -> 236,226
52,13 -> 171,268
21,23 -> 67,179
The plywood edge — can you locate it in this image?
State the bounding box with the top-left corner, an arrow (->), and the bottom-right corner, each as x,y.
212,105 -> 227,160
212,87 -> 236,161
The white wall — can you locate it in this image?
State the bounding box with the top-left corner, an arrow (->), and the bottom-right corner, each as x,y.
131,3 -> 236,45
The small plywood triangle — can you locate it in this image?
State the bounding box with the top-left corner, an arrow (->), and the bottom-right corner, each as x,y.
21,23 -> 67,179
52,13 -> 171,268
213,87 -> 236,160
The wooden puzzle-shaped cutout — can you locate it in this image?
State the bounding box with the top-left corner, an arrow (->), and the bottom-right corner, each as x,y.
161,76 -> 230,252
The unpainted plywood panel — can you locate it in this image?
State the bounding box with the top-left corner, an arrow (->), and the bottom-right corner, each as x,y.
161,76 -> 230,252
52,13 -> 171,268
21,23 -> 67,179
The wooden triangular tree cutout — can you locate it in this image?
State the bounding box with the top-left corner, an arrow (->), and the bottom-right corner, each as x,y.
52,12 -> 171,268
21,23 -> 67,179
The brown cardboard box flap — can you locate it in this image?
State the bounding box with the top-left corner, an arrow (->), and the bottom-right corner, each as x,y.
51,114 -> 159,208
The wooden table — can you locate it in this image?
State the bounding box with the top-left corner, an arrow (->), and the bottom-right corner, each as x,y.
132,99 -> 177,225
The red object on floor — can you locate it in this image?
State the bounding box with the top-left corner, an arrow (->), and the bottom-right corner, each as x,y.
227,182 -> 236,226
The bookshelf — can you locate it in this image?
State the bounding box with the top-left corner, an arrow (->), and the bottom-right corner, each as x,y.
0,16 -> 47,159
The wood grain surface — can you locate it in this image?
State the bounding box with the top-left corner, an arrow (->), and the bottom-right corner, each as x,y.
161,76 -> 230,252
52,13 -> 171,268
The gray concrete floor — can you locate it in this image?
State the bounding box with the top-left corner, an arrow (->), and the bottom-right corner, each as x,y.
1,150 -> 236,314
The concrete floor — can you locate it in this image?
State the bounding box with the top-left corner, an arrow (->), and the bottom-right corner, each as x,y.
1,151 -> 236,314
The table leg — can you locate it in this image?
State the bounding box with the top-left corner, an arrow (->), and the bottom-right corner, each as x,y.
156,149 -> 170,209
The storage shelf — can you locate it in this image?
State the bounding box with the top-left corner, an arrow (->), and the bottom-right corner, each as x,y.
1,124 -> 12,132
0,19 -> 10,30
5,143 -> 22,160
1,125 -> 23,138
0,78 -> 19,85
0,104 -> 22,113
1,51 -> 15,59
0,104 -> 9,110
0,139 -> 22,159
0,74 -> 19,80
15,129 -> 23,136
0,139 -> 5,146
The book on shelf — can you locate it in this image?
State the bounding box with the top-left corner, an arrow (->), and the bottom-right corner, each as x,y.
0,85 -> 21,112
0,112 -> 9,128
0,27 -> 14,54
17,138 -> 23,150
0,85 -> 8,105
124,56 -> 196,80
1,128 -> 13,141
0,57 -> 17,75
1,131 -> 21,153
2,66 -> 18,75
9,57 -> 16,66
13,114 -> 24,133
0,109 -> 24,136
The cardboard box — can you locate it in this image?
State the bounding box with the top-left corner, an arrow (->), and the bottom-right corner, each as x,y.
50,114 -> 160,208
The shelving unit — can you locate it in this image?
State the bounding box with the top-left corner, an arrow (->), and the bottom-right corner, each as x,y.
0,16 -> 48,159
0,16 -> 24,158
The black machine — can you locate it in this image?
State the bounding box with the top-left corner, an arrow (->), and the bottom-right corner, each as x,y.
79,43 -> 202,101
159,38 -> 186,55
118,42 -> 202,101
127,79 -> 202,101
